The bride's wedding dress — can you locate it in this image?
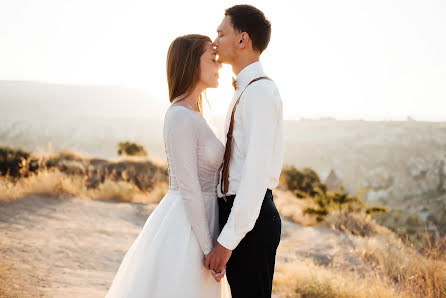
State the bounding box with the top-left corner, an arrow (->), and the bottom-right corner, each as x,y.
106,106 -> 231,297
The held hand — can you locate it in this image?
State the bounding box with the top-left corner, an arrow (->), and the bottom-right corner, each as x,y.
211,267 -> 226,282
204,241 -> 232,273
204,253 -> 211,270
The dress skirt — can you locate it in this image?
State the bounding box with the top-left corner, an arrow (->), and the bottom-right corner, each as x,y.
105,189 -> 231,298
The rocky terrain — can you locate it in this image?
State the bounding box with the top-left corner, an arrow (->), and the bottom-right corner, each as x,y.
283,119 -> 446,200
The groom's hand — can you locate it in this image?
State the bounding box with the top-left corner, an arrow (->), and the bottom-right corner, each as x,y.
204,242 -> 232,273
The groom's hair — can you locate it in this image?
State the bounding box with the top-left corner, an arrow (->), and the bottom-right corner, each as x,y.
225,5 -> 271,53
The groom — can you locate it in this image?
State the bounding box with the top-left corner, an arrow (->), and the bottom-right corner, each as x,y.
204,4 -> 283,298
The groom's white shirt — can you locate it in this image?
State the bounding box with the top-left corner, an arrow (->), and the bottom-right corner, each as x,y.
217,61 -> 283,250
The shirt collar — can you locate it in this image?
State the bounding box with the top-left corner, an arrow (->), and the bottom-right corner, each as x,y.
235,61 -> 265,92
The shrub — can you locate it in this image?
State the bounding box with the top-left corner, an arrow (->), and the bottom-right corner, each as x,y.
117,141 -> 148,157
282,165 -> 387,223
0,146 -> 39,177
280,166 -> 326,197
303,187 -> 364,222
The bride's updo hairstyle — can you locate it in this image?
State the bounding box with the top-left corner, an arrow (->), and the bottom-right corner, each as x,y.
166,34 -> 212,112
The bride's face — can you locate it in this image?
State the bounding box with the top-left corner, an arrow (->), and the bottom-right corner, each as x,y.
199,42 -> 222,89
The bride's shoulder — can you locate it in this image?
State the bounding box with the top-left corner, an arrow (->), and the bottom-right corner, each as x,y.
165,106 -> 202,129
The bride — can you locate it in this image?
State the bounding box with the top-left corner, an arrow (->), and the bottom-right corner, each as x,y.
105,34 -> 231,298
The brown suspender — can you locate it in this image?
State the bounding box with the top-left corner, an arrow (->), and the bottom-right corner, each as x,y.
220,76 -> 272,196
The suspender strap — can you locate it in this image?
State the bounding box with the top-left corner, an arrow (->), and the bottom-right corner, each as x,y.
220,76 -> 272,196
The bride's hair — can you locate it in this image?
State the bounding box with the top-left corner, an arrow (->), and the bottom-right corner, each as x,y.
166,34 -> 212,113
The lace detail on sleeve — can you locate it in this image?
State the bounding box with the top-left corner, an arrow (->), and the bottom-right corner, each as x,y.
166,110 -> 213,255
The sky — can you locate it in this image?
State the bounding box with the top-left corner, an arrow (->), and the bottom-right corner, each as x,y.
1,0 -> 445,121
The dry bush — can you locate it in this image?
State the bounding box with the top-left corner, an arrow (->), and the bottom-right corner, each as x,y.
0,168 -> 168,204
41,151 -> 168,193
0,147 -> 169,203
1,147 -> 168,191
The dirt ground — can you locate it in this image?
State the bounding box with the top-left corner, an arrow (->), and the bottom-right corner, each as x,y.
0,194 -> 352,298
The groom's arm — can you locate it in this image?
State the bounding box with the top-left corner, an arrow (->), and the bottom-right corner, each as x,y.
217,83 -> 281,250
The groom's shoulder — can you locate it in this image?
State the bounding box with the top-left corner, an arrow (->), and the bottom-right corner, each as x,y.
243,77 -> 281,105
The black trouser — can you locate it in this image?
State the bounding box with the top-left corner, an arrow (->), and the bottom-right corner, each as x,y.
218,189 -> 281,298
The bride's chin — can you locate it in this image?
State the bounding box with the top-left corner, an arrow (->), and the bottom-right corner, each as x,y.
209,81 -> 219,88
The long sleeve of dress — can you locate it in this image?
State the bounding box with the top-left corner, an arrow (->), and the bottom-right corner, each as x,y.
167,111 -> 213,255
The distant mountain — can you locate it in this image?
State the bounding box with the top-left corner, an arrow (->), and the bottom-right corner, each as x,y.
0,80 -> 168,120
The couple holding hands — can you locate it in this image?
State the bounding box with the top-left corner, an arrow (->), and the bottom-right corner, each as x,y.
106,4 -> 283,298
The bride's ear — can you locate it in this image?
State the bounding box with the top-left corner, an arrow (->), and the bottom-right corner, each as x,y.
238,32 -> 250,49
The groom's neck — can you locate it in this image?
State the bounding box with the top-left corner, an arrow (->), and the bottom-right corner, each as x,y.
232,53 -> 260,77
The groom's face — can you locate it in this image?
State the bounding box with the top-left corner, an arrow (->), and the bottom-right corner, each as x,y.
214,16 -> 238,64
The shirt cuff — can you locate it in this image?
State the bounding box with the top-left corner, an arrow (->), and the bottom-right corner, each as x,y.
217,228 -> 239,251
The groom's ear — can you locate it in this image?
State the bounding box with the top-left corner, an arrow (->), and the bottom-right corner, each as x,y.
238,32 -> 250,49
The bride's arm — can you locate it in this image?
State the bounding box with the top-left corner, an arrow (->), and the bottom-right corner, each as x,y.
167,111 -> 213,255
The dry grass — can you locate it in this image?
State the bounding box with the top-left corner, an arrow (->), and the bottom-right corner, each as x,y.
274,233 -> 446,298
322,211 -> 446,297
325,211 -> 392,237
0,168 -> 168,204
273,188 -> 446,297
353,234 -> 446,297
0,148 -> 169,203
273,259 -> 404,298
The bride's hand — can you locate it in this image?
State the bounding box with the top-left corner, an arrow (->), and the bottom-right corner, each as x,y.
211,267 -> 226,283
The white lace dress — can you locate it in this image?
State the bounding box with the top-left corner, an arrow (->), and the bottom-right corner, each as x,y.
105,106 -> 231,298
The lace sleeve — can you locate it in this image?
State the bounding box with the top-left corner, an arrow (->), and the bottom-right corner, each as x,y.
167,110 -> 213,255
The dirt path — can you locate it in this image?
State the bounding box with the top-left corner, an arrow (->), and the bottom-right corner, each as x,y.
0,195 -> 353,297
